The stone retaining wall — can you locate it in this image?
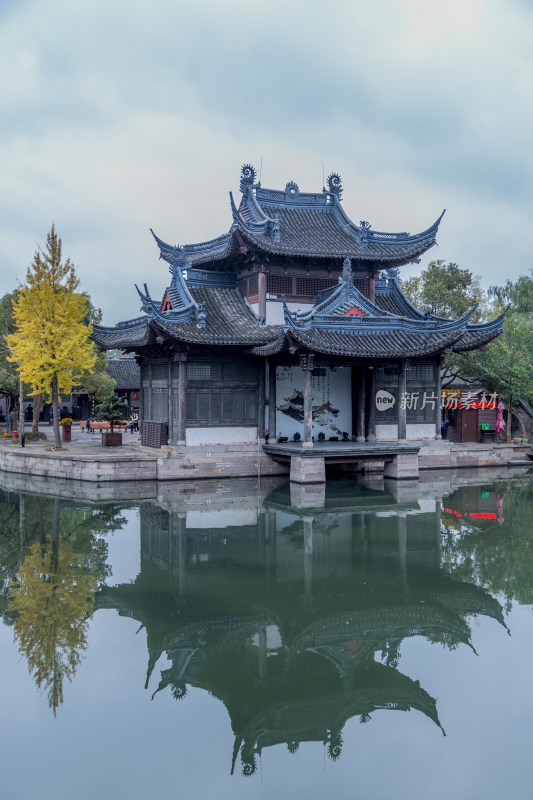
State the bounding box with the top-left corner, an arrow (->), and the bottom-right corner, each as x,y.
418,441 -> 531,469
0,448 -> 157,482
0,441 -> 529,483
156,444 -> 289,481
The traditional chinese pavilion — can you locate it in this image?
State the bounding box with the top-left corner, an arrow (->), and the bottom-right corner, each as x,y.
92,165 -> 504,481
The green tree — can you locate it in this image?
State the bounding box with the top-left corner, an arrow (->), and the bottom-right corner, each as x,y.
0,292 -> 21,431
465,312 -> 533,429
95,393 -> 129,433
401,260 -> 485,321
7,226 -> 96,447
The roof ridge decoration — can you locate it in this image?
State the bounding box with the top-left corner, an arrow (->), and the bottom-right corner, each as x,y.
240,164 -> 257,193
326,172 -> 342,200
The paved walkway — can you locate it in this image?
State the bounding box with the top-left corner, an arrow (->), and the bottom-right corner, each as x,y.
0,422 -> 142,455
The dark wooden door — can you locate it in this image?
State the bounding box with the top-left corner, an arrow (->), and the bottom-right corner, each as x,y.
461,409 -> 478,442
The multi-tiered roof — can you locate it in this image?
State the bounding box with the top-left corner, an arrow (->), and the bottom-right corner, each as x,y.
151,164 -> 444,268
92,165 -> 504,357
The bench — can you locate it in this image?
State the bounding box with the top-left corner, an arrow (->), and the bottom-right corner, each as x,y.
80,421 -> 128,433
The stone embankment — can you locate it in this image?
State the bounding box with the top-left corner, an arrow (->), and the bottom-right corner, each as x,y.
418,441 -> 531,469
0,432 -> 530,483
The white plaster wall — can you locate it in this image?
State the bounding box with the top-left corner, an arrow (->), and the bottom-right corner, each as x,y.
186,509 -> 258,528
407,423 -> 436,439
250,301 -> 314,325
376,424 -> 398,441
185,426 -> 258,445
376,423 -> 436,441
275,366 -> 352,440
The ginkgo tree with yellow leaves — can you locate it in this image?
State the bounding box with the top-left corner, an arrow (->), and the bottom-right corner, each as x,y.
7,225 -> 96,447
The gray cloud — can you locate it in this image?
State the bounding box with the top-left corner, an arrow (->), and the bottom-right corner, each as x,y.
1,0 -> 532,322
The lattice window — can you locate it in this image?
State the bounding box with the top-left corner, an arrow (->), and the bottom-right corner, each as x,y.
237,278 -> 248,296
151,362 -> 168,380
409,364 -> 435,381
296,277 -> 338,296
187,363 -> 211,380
223,362 -> 257,381
248,274 -> 258,295
353,278 -> 369,295
152,388 -> 168,419
267,275 -> 293,295
186,387 -> 257,426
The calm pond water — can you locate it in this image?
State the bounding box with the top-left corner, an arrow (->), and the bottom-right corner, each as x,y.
2,468 -> 533,800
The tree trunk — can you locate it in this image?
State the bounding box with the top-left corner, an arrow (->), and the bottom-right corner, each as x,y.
51,374 -> 61,448
52,498 -> 60,574
32,393 -> 42,435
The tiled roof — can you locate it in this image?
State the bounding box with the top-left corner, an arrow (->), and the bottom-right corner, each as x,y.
374,278 -> 428,319
287,328 -> 467,359
243,206 -> 438,264
153,168 -> 443,270
92,319 -> 153,350
151,287 -> 282,346
106,358 -> 140,389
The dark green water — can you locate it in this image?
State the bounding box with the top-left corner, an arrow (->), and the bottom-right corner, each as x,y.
2,468 -> 533,800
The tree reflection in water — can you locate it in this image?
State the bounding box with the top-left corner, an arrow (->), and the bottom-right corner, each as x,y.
1,492 -> 126,714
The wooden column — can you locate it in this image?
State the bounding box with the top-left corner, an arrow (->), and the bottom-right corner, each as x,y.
398,360 -> 407,441
258,361 -> 266,441
147,361 -> 153,420
258,270 -> 267,322
301,353 -> 314,448
368,271 -> 376,303
268,360 -> 277,441
366,365 -> 376,441
175,354 -> 187,445
167,360 -> 173,444
435,358 -> 442,439
356,366 -> 366,442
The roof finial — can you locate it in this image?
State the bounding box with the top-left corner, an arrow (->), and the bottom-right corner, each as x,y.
342,257 -> 353,285
327,172 -> 342,200
240,164 -> 257,193
166,244 -> 191,285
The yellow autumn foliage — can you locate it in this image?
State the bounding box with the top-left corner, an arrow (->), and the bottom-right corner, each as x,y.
7,225 -> 96,398
9,539 -> 98,714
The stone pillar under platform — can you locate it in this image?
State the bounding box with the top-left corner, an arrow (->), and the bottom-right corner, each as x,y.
383,452 -> 419,480
360,459 -> 385,472
290,455 -> 326,484
290,481 -> 326,508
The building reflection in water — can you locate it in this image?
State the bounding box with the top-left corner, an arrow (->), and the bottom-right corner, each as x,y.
94,475 -> 510,776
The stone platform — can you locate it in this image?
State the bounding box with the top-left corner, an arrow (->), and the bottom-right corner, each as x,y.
263,441 -> 421,483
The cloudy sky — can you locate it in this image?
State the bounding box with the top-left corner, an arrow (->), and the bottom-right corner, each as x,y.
1,0 -> 532,323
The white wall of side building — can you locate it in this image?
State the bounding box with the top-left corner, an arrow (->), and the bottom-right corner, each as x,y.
250,300 -> 314,325
376,423 -> 436,440
185,426 -> 258,446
